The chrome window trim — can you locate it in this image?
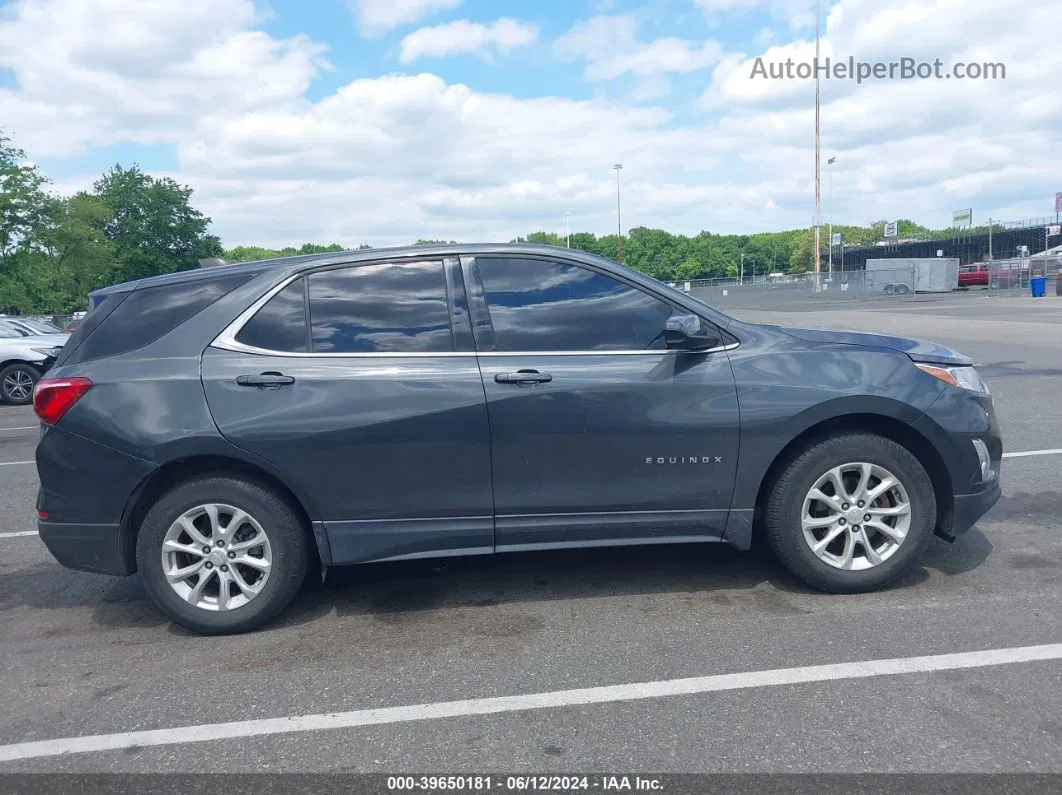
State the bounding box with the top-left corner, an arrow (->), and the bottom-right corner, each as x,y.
210,270 -> 740,359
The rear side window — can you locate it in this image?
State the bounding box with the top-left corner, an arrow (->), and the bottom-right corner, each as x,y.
307,262 -> 453,354
234,278 -> 309,353
62,273 -> 254,365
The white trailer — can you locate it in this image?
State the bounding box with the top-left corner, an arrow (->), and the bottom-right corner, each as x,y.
864,258 -> 959,294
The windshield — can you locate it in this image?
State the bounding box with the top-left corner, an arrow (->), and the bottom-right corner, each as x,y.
0,321 -> 27,337
19,318 -> 63,333
0,325 -> 23,339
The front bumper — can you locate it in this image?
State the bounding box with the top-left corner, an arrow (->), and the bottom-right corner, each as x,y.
38,520 -> 131,576
939,481 -> 1002,541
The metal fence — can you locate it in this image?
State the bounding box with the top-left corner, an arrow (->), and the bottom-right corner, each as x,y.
987,256 -> 1062,296
672,268 -> 919,310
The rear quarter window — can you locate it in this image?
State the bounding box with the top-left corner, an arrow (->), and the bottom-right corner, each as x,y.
61,273 -> 255,365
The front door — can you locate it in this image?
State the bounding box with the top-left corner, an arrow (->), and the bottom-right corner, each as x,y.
463,254 -> 740,552
201,257 -> 494,565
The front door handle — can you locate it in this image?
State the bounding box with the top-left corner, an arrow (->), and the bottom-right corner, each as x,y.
494,370 -> 553,385
236,372 -> 295,388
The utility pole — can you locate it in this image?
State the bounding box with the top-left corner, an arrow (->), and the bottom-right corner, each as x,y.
740,253 -> 745,284
987,217 -> 992,261
812,0 -> 822,289
565,212 -> 570,248
826,155 -> 835,276
613,164 -> 623,262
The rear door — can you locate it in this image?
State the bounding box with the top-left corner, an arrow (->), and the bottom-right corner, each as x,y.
201,257 -> 494,565
463,254 -> 740,551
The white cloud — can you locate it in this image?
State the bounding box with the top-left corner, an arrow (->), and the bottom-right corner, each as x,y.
755,27 -> 775,46
350,0 -> 464,37
631,76 -> 673,101
0,0 -> 327,157
555,14 -> 723,81
399,18 -> 538,64
1,0 -> 1061,247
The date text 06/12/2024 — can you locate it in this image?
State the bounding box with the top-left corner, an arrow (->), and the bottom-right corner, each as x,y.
386,776 -> 665,791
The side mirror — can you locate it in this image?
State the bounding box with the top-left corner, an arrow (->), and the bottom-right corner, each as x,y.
665,314 -> 718,351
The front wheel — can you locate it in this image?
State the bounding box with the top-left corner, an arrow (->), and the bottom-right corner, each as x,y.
763,433 -> 936,593
136,474 -> 310,634
0,363 -> 41,405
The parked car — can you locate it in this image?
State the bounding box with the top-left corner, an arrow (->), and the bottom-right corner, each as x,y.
0,319 -> 72,346
33,244 -> 1001,634
958,264 -> 989,288
2,317 -> 68,336
0,325 -> 64,404
64,318 -> 84,333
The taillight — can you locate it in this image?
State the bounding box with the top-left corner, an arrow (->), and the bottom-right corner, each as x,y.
33,377 -> 93,425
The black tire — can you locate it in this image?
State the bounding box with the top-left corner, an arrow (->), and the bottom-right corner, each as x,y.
0,362 -> 41,405
883,284 -> 895,295
896,284 -> 911,295
136,474 -> 310,635
763,433 -> 935,594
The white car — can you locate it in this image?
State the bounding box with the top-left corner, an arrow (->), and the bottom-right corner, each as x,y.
0,318 -> 70,346
0,325 -> 65,405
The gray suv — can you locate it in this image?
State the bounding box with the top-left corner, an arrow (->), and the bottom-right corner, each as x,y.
33,245 -> 1001,634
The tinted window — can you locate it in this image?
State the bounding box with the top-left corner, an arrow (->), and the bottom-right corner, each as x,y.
308,262 -> 453,353
235,278 -> 309,352
476,257 -> 675,352
63,273 -> 254,365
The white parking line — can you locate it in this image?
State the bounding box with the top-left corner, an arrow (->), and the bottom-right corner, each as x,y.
1003,448 -> 1062,459
0,460 -> 33,466
0,426 -> 37,432
0,530 -> 37,539
0,643 -> 1059,762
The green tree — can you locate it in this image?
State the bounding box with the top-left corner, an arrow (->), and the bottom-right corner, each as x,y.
0,132 -> 54,311
32,193 -> 117,312
93,164 -> 222,281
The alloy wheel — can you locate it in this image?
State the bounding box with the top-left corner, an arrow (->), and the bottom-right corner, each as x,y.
3,369 -> 34,401
801,462 -> 912,571
160,503 -> 272,611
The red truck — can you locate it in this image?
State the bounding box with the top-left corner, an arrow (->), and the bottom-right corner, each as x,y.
957,263 -> 989,288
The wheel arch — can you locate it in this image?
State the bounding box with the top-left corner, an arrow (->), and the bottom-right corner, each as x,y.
736,411 -> 952,551
117,454 -> 329,575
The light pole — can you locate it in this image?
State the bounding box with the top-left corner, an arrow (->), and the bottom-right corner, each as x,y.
565,212 -> 570,248
613,163 -> 623,262
740,253 -> 744,284
827,155 -> 835,276
812,0 -> 822,289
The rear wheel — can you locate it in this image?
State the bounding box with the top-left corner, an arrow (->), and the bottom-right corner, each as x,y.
136,474 -> 310,634
764,433 -> 935,593
0,363 -> 41,405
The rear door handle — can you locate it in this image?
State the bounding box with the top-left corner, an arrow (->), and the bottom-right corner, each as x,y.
494,370 -> 553,385
236,372 -> 295,388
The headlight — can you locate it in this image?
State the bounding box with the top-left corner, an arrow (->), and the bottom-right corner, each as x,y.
915,363 -> 990,396
30,347 -> 57,358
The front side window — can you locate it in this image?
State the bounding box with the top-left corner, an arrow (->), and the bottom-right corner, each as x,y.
475,257 -> 675,352
308,261 -> 453,353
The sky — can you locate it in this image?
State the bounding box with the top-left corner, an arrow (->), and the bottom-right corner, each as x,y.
0,0 -> 1059,249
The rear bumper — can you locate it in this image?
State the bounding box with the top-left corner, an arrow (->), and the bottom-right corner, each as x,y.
38,521 -> 131,576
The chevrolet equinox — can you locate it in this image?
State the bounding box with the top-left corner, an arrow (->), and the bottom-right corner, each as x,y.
33,244 -> 1002,634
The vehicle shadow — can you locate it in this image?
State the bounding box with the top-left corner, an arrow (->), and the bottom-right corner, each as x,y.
0,527 -> 994,636
274,526 -> 994,629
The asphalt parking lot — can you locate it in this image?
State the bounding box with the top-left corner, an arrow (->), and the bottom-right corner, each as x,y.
1,291 -> 1061,774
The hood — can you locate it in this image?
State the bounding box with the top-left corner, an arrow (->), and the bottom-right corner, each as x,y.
774,325 -> 973,366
